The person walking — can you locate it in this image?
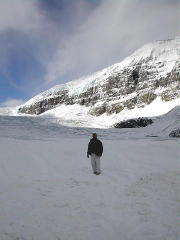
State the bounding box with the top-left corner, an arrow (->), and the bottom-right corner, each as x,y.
87,133 -> 103,175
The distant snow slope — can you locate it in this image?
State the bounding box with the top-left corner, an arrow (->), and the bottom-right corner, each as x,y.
41,98 -> 180,128
1,98 -> 180,129
0,105 -> 180,141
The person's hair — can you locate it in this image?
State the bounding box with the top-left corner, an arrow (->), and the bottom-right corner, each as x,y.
92,133 -> 97,138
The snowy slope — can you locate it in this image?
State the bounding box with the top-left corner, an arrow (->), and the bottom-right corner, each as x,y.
41,97 -> 180,128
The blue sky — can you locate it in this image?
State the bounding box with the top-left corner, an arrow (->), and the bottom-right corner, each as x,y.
0,0 -> 179,106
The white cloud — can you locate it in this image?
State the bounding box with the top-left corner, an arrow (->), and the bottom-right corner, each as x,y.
0,98 -> 24,107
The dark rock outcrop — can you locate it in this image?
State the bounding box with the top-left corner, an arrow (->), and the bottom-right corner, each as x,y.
114,118 -> 153,128
169,129 -> 180,137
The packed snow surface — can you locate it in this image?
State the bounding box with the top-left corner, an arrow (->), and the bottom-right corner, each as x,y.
0,106 -> 179,240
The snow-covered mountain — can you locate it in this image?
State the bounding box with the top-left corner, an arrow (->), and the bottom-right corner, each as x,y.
16,36 -> 180,126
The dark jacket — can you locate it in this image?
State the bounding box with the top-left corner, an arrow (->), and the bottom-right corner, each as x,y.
87,138 -> 103,157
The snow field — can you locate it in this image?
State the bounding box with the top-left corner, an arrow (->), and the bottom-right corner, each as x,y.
0,136 -> 179,240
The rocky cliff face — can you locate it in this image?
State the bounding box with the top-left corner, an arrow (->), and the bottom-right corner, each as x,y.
18,37 -> 180,116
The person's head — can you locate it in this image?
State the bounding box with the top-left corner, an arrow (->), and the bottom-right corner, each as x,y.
92,133 -> 97,139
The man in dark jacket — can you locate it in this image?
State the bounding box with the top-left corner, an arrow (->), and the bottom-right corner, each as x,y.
87,133 -> 103,175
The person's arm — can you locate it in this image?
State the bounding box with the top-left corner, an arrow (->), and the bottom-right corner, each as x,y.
99,141 -> 103,156
87,140 -> 92,158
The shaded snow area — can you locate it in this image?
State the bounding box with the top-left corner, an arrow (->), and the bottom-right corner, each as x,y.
0,113 -> 180,240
